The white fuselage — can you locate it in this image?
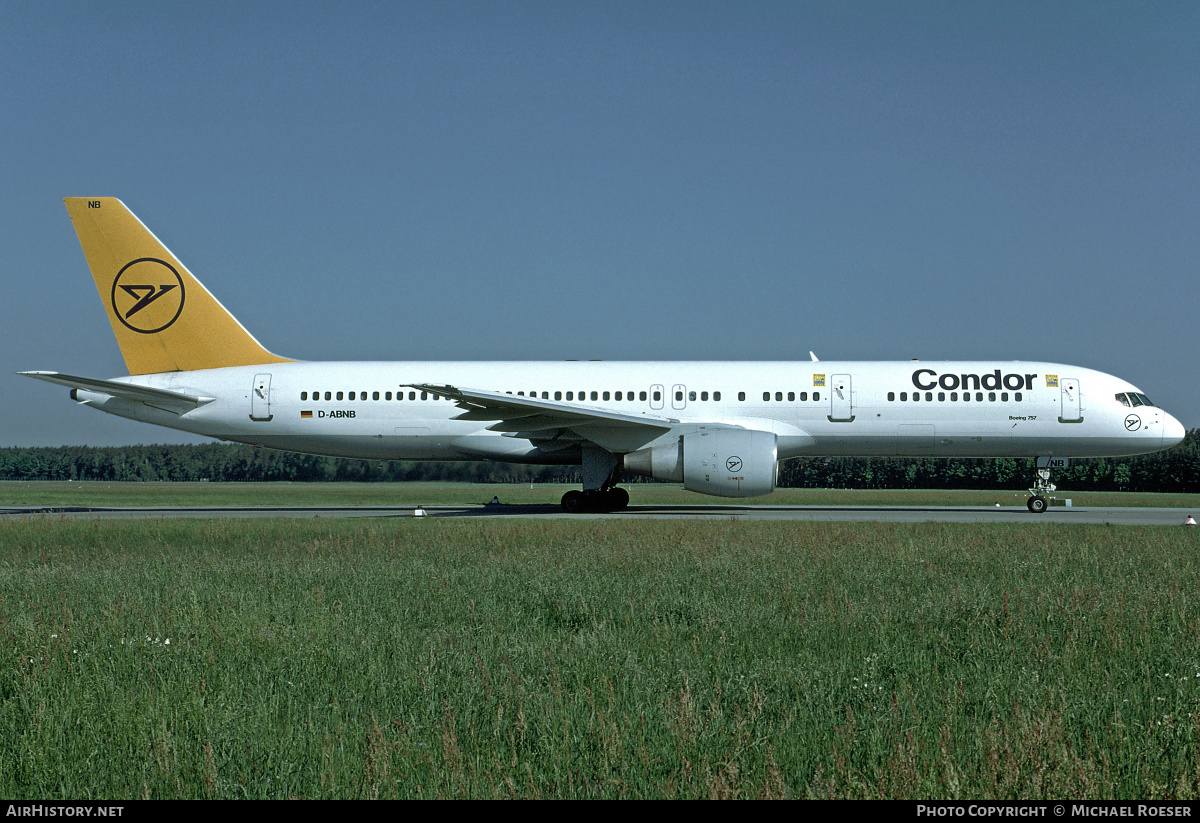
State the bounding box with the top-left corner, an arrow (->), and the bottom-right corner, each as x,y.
73,359 -> 1184,464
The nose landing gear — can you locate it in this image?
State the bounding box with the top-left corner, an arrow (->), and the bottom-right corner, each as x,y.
1027,466 -> 1056,514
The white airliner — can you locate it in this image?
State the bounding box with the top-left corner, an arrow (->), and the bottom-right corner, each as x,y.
21,198 -> 1186,513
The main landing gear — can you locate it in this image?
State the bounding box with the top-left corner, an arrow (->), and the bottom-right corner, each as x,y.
560,445 -> 629,513
560,487 -> 629,513
1027,465 -> 1056,514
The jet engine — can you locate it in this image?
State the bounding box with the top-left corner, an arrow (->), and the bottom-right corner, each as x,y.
623,428 -> 777,498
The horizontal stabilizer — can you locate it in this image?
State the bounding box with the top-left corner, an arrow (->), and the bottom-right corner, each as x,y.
18,371 -> 214,411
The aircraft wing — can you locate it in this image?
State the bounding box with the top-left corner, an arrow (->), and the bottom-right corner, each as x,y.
19,371 -> 215,412
407,383 -> 676,453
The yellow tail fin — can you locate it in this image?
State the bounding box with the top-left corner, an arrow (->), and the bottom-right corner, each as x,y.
64,197 -> 292,375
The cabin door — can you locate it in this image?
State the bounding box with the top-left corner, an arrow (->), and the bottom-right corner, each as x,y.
251,373 -> 273,421
1059,378 -> 1082,423
829,374 -> 854,422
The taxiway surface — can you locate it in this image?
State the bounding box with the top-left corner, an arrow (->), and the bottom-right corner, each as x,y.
2,503 -> 1194,525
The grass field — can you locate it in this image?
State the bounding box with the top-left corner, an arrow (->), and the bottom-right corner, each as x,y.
2,515 -> 1200,798
3,480 -> 1200,509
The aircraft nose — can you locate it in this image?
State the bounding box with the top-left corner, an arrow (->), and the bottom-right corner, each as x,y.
1163,412 -> 1186,448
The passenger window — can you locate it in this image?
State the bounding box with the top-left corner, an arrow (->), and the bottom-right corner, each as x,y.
603,391 -> 610,401
775,392 -> 782,401
420,392 -> 428,400
676,391 -> 684,401
301,392 -> 308,401
714,391 -> 721,401
812,392 -> 819,401
800,392 -> 807,401
700,391 -> 708,401
738,392 -> 746,401
938,392 -> 945,401
653,391 -> 661,401
888,392 -> 895,401
337,391 -> 344,401
386,392 -> 392,400
788,392 -> 795,402
763,392 -> 770,401
926,392 -> 933,401
976,392 -> 983,402
566,392 -> 574,400
591,391 -> 598,401
900,392 -> 907,401
689,391 -> 696,401
555,391 -> 562,400
988,392 -> 996,401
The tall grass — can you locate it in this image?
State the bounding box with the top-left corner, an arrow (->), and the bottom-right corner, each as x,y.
1,518 -> 1198,798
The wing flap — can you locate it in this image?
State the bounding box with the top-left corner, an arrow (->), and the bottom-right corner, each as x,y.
408,383 -> 673,453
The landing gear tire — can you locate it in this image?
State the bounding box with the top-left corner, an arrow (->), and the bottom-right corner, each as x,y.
560,487 -> 629,513
607,488 -> 629,511
1027,496 -> 1048,514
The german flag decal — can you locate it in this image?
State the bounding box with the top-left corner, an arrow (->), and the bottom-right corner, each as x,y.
301,410 -> 313,418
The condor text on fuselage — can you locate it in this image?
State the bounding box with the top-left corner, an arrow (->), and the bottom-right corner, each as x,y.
19,198 -> 1187,513
912,368 -> 1037,393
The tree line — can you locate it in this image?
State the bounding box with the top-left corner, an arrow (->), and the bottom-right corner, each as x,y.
1,431 -> 1198,492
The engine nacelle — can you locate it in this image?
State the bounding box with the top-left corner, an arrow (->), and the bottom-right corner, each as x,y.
624,428 -> 778,498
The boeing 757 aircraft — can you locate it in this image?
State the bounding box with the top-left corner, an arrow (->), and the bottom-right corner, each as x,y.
21,198 -> 1186,513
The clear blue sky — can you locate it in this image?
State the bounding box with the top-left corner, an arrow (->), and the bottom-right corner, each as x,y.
3,1 -> 1197,446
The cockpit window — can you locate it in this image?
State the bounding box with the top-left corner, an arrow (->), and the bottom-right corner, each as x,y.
1116,392 -> 1156,408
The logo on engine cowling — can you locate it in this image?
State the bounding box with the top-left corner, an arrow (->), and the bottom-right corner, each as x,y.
726,456 -> 743,472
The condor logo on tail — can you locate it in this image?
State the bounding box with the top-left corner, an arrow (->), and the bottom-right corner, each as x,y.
110,258 -> 186,334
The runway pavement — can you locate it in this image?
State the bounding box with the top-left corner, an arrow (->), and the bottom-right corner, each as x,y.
2,502 -> 1196,525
